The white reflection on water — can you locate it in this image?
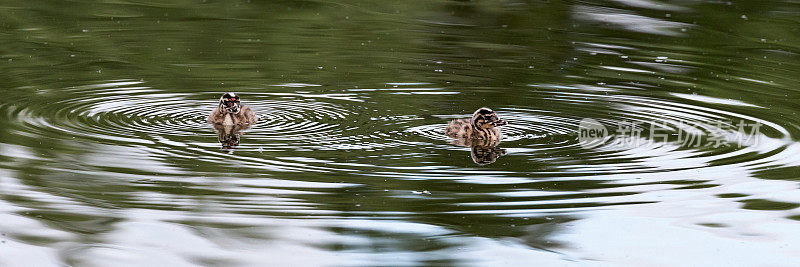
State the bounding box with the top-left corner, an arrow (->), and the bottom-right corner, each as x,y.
672,93 -> 763,108
574,5 -> 694,36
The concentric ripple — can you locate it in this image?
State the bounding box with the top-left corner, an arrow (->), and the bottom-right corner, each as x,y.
5,79 -> 798,179
403,84 -> 800,176
406,111 -> 567,143
3,80 -> 359,151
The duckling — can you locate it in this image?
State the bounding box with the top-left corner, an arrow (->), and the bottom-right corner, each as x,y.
445,107 -> 507,140
207,92 -> 257,126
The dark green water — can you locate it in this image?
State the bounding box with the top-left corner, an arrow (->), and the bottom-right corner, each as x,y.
1,0 -> 799,265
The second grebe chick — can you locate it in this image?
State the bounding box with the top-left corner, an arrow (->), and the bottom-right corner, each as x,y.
445,107 -> 506,140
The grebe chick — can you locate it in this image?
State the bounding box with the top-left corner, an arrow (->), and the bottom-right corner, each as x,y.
207,92 -> 257,126
445,107 -> 506,140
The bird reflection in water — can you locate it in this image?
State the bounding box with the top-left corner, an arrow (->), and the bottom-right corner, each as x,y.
212,124 -> 251,150
451,138 -> 507,166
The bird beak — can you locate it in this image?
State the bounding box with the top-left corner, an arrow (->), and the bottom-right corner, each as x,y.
492,119 -> 507,126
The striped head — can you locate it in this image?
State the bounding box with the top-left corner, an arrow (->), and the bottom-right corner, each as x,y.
472,107 -> 507,129
219,92 -> 242,114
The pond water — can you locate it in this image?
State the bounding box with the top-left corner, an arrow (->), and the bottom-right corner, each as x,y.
1,0 -> 799,265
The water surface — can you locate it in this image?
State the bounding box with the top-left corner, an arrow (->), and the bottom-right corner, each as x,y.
1,0 -> 800,265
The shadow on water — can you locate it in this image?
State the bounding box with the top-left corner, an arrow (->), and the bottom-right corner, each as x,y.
1,0 -> 800,265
